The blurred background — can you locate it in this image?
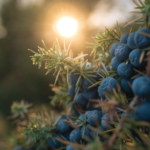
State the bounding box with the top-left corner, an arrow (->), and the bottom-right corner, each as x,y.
0,0 -> 136,142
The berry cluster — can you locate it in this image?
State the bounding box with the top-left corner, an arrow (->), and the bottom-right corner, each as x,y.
47,27 -> 150,150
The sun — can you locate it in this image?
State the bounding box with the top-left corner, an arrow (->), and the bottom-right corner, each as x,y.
57,17 -> 78,37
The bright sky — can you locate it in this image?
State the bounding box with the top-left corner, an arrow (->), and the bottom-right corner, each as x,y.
16,0 -> 44,9
0,0 -> 136,38
87,0 -> 135,29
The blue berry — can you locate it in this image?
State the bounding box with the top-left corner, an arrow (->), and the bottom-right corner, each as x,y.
85,110 -> 92,116
66,145 -> 74,150
79,114 -> 85,121
111,57 -> 122,70
93,66 -> 101,80
48,134 -> 61,148
71,105 -> 80,117
132,76 -> 150,97
60,114 -> 67,119
121,112 -> 126,119
57,119 -> 72,134
134,28 -> 150,48
129,49 -> 146,68
121,78 -> 133,94
110,42 -> 120,57
82,78 -> 95,92
13,146 -> 22,150
83,89 -> 98,99
81,124 -> 92,138
101,113 -> 113,131
75,93 -> 88,109
120,33 -> 129,44
143,98 -> 150,102
69,129 -> 82,143
86,104 -> 95,111
98,77 -> 118,99
69,73 -> 79,87
127,32 -> 136,49
134,102 -> 150,122
115,43 -> 130,62
78,114 -> 86,126
69,114 -> 76,121
68,86 -> 75,97
106,65 -> 111,71
64,133 -> 70,141
86,110 -> 102,126
117,63 -> 133,79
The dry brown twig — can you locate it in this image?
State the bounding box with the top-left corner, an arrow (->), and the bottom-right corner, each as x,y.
56,138 -> 84,150
107,96 -> 139,148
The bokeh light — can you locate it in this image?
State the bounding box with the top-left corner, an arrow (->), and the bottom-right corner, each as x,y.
57,17 -> 78,37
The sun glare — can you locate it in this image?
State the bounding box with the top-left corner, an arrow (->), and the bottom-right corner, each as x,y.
57,17 -> 78,37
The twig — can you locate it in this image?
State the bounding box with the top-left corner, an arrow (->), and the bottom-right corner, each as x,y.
56,138 -> 84,149
131,73 -> 143,79
107,96 -> 139,148
67,119 -> 80,129
123,16 -> 143,27
74,104 -> 85,113
116,107 -> 126,113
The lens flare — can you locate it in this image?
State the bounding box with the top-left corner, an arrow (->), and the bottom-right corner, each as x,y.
57,17 -> 78,37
